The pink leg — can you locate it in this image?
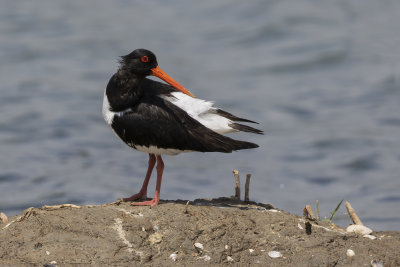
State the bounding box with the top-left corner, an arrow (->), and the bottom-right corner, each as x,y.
122,154 -> 156,202
131,155 -> 164,207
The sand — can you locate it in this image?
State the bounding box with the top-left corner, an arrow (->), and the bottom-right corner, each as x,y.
1,198 -> 399,266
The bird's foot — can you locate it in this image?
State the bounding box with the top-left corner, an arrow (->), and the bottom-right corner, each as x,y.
130,197 -> 159,207
122,192 -> 147,202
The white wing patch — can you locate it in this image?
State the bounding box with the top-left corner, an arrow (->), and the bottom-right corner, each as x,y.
162,92 -> 238,134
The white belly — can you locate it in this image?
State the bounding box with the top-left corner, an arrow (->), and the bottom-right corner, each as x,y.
133,145 -> 192,155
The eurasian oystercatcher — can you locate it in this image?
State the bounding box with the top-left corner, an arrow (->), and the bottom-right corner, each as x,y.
102,49 -> 263,206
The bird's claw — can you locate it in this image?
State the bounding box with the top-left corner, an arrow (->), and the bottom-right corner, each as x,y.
122,192 -> 147,202
130,198 -> 159,207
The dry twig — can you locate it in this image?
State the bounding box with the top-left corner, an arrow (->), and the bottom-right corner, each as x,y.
183,201 -> 190,214
345,201 -> 363,225
103,199 -> 123,206
245,174 -> 251,202
16,207 -> 34,222
41,204 -> 81,211
232,170 -> 240,200
303,205 -> 316,220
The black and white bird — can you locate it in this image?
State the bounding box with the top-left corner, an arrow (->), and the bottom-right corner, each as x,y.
102,49 -> 263,206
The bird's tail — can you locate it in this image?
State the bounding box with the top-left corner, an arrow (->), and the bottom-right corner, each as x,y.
229,139 -> 259,151
229,123 -> 264,135
193,129 -> 260,153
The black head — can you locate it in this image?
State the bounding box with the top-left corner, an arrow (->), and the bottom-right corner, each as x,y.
118,48 -> 195,97
120,49 -> 158,76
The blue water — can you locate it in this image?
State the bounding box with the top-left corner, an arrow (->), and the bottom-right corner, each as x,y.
1,0 -> 400,231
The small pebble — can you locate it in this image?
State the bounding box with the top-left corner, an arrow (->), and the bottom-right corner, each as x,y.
227,256 -> 234,262
363,234 -> 377,240
169,253 -> 178,261
249,249 -> 255,253
148,232 -> 163,245
371,260 -> 383,267
346,225 -> 373,235
0,212 -> 8,224
268,251 -> 282,258
194,242 -> 204,250
297,223 -> 303,230
198,255 -> 211,261
45,251 -> 50,255
268,209 -> 279,213
224,245 -> 229,250
346,249 -> 355,257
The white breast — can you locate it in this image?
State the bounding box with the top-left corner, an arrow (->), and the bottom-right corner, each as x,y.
102,92 -> 114,125
102,92 -> 132,125
162,92 -> 237,134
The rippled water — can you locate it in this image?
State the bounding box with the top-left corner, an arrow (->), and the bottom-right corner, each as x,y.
1,0 -> 400,230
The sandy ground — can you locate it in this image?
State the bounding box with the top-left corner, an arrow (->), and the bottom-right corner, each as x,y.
1,198 -> 399,266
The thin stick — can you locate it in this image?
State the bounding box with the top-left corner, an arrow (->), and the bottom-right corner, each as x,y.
183,201 -> 190,214
42,204 -> 81,211
345,201 -> 363,225
16,207 -> 34,222
233,170 -> 240,200
245,174 -> 251,202
303,205 -> 316,220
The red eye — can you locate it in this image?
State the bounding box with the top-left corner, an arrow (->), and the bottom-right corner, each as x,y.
141,56 -> 149,63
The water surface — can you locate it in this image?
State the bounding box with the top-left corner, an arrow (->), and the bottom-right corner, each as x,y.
1,0 -> 400,230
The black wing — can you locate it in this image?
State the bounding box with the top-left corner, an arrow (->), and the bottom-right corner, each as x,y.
111,95 -> 258,153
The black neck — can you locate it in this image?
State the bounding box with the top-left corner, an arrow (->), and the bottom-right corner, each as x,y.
106,70 -> 144,112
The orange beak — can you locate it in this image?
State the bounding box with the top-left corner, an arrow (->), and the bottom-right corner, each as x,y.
151,66 -> 195,98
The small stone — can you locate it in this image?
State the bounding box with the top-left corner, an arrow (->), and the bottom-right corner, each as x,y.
249,249 -> 255,253
371,260 -> 383,267
224,245 -> 229,250
34,242 -> 43,250
194,242 -> 204,250
169,253 -> 178,261
363,234 -> 376,240
268,209 -> 279,213
148,232 -> 163,245
268,251 -> 282,258
0,213 -> 8,224
297,223 -> 303,230
346,225 -> 373,235
46,251 -> 50,255
227,256 -> 234,262
346,249 -> 355,257
198,255 -> 211,261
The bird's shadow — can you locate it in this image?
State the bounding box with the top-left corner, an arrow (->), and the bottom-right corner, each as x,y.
113,197 -> 275,211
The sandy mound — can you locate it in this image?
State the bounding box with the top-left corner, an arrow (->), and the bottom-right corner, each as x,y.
1,198 -> 399,266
